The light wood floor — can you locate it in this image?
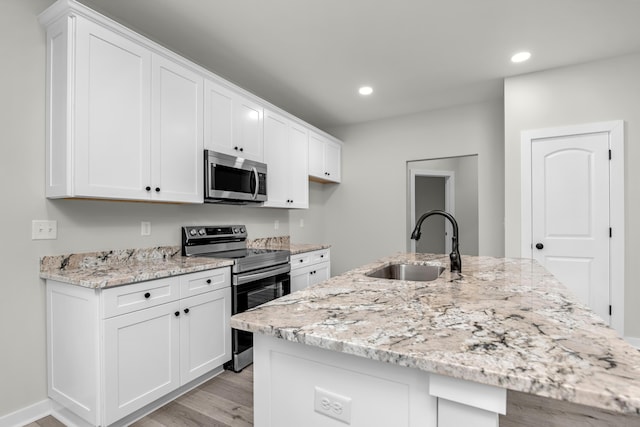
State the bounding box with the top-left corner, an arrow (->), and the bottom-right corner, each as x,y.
27,365 -> 253,427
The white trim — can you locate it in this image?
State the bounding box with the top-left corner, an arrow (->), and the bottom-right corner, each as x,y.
0,399 -> 51,427
408,169 -> 455,253
624,336 -> 640,349
521,120 -> 625,336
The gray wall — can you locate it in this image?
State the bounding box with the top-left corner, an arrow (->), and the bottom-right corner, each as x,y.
326,100 -> 505,276
504,52 -> 640,338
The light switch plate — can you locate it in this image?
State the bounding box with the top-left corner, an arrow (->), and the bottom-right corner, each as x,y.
32,220 -> 57,240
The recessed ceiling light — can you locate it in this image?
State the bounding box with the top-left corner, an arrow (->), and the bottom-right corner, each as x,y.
359,86 -> 373,96
511,51 -> 531,63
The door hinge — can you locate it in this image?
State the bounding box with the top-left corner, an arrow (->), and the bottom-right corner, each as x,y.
609,305 -> 612,316
609,227 -> 612,238
609,149 -> 612,160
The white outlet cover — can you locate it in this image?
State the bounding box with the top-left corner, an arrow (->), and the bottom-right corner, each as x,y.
314,386 -> 352,424
141,221 -> 151,236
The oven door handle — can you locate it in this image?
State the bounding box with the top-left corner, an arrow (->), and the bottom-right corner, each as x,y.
251,166 -> 259,200
235,264 -> 291,286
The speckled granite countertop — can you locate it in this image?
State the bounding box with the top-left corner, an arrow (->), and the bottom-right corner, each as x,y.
248,236 -> 330,255
231,253 -> 640,415
40,246 -> 233,289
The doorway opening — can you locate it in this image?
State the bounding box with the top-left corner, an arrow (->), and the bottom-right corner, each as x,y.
407,155 -> 479,256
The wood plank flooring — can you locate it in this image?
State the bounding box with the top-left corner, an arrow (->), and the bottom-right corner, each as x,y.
28,365 -> 253,427
27,364 -> 640,426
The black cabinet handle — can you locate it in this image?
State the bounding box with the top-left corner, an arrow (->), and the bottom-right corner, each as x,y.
144,292 -> 151,299
145,186 -> 151,191
320,255 -> 324,258
206,279 -> 212,284
184,308 -> 190,314
299,259 -> 304,263
234,146 -> 238,150
155,187 -> 160,192
239,147 -> 244,152
535,243 -> 544,250
174,311 -> 180,317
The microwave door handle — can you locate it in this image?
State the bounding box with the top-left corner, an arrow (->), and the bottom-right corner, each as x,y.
251,166 -> 259,200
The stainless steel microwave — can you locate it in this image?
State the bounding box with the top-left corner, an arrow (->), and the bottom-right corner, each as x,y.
204,150 -> 267,204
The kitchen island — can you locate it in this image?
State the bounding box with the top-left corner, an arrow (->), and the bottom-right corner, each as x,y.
231,253 -> 640,427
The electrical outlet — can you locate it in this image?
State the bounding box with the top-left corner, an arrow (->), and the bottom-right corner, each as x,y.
141,221 -> 151,236
314,387 -> 352,424
32,220 -> 57,240
299,219 -> 305,228
274,220 -> 279,230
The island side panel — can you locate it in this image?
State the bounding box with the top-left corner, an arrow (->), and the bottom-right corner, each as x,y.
253,334 -> 437,427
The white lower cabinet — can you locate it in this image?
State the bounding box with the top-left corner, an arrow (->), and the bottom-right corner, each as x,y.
290,249 -> 330,293
46,268 -> 231,426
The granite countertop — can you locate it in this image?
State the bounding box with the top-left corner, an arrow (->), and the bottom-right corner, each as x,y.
230,253 -> 640,415
40,246 -> 233,289
247,236 -> 330,255
39,237 -> 328,289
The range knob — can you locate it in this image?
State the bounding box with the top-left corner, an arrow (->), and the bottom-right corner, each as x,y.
198,228 -> 206,236
188,229 -> 197,236
240,227 -> 246,233
233,227 -> 239,234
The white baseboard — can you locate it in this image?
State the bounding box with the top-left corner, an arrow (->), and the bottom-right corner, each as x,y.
0,399 -> 51,427
625,336 -> 640,349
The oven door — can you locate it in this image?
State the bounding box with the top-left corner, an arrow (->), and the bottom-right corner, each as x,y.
205,150 -> 267,203
229,263 -> 290,372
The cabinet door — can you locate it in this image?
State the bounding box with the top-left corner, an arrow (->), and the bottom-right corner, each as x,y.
104,302 -> 180,425
290,265 -> 312,293
151,55 -> 204,203
74,18 -> 152,199
263,110 -> 290,207
310,262 -> 330,286
204,79 -> 234,155
180,288 -> 231,384
324,139 -> 342,183
308,131 -> 325,179
289,123 -> 309,209
235,95 -> 264,162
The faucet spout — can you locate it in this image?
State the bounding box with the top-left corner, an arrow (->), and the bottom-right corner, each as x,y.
411,210 -> 462,274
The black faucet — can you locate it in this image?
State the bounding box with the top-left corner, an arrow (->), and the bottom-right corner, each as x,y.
410,210 -> 462,274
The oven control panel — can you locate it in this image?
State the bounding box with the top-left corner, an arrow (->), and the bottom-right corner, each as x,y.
183,225 -> 247,240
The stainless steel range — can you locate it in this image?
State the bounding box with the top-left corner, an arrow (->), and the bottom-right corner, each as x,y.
182,225 -> 291,372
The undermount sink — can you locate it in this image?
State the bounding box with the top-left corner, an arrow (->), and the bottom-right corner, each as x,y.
365,263 -> 445,281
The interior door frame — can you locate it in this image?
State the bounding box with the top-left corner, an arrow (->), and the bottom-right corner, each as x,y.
408,169 -> 455,253
520,120 -> 624,335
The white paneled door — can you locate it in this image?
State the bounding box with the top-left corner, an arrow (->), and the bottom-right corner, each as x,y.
531,133 -> 610,321
522,121 -> 624,331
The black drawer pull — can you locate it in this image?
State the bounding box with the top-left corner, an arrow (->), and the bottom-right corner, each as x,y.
184,308 -> 190,314
145,186 -> 151,191
206,279 -> 212,284
174,311 -> 180,317
144,292 -> 151,299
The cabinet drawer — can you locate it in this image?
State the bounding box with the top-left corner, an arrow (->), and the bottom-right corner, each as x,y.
180,268 -> 230,298
310,249 -> 330,264
102,277 -> 180,318
291,249 -> 330,270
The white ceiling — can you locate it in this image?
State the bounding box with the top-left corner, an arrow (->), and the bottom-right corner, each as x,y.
76,0 -> 640,130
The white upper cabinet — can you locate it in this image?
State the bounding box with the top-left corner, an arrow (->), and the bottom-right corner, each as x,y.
43,12 -> 203,203
40,0 -> 340,206
204,79 -> 264,162
67,17 -> 153,201
151,55 -> 204,203
263,110 -> 309,209
309,131 -> 342,183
